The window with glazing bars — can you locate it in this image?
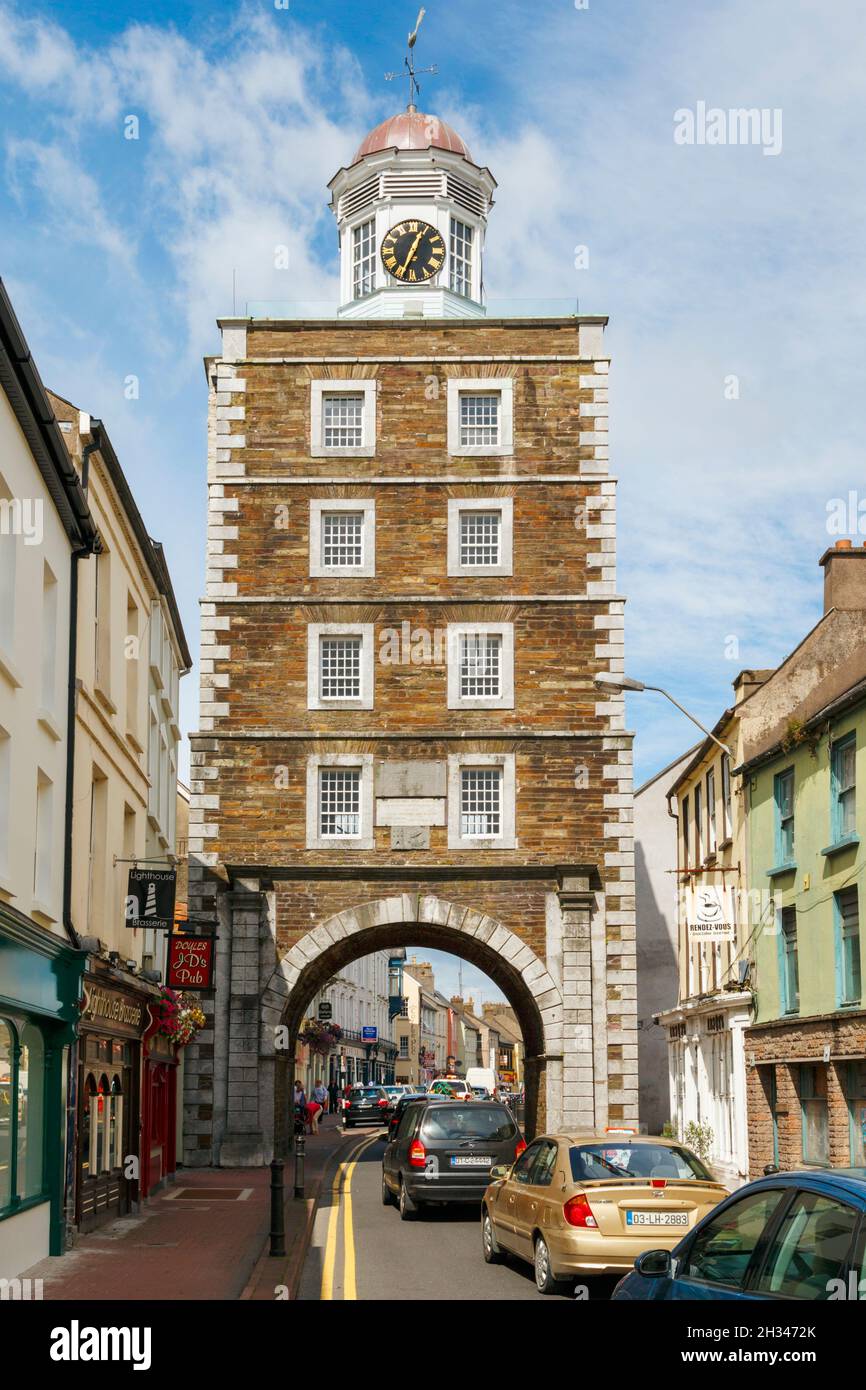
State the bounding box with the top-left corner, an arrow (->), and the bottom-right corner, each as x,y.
460,510 -> 500,567
460,767 -> 501,838
459,633 -> 501,698
320,636 -> 362,699
838,886 -> 861,1005
353,219 -> 376,298
781,906 -> 799,1013
450,217 -> 473,296
319,767 -> 361,837
833,735 -> 856,839
323,394 -> 364,451
776,768 -> 795,862
459,393 -> 499,449
322,511 -> 364,568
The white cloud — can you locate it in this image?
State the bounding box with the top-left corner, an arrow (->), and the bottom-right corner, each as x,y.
1,0 -> 864,782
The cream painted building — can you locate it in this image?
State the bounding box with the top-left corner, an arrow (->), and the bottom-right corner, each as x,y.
49,395 -> 192,961
0,281 -> 98,1279
50,394 -> 191,1233
657,670 -> 772,1186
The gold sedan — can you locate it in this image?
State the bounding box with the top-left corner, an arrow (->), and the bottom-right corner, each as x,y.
481,1129 -> 729,1294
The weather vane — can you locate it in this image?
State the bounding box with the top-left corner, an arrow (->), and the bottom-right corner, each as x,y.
384,7 -> 438,112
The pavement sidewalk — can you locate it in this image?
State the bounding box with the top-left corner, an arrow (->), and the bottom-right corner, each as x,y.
20,1113 -> 355,1301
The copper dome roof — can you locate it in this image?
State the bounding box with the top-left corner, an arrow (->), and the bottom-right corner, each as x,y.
353,109 -> 472,164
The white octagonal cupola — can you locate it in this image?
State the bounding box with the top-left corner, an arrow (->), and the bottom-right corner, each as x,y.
328,108 -> 496,319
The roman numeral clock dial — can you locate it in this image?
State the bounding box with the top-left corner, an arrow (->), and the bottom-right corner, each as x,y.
381,220 -> 445,283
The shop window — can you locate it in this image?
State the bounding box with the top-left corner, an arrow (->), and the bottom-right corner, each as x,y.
846,1063 -> 866,1165
0,1016 -> 46,1212
81,1073 -> 96,1181
0,1019 -> 12,1209
19,1023 -> 44,1199
110,1075 -> 124,1171
800,1065 -> 829,1166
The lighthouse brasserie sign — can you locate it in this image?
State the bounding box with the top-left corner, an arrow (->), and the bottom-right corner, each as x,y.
125,865 -> 177,931
82,982 -> 147,1036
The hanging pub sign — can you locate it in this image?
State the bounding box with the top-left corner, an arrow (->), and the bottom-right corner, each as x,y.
685,884 -> 737,941
125,865 -> 177,930
318,1002 -> 333,1020
166,934 -> 216,990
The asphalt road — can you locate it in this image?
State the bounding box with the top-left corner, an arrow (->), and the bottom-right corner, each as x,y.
297,1124 -> 618,1302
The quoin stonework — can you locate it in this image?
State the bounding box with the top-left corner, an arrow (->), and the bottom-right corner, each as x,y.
183,104 -> 637,1164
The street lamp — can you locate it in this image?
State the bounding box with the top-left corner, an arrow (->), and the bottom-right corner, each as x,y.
594,673 -> 733,758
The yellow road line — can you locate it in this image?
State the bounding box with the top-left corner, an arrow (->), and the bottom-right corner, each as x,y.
342,1133 -> 379,1300
320,1131 -> 380,1301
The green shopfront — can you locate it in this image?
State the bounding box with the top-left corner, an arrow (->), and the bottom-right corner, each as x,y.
0,904 -> 84,1279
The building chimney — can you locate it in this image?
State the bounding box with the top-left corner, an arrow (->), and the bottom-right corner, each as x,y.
819,540 -> 866,613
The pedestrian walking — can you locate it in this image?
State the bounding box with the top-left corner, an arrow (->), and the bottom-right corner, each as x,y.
293,1079 -> 307,1133
312,1078 -> 328,1120
328,1080 -> 339,1114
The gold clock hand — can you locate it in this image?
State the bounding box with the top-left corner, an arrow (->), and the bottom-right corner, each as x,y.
398,230 -> 425,276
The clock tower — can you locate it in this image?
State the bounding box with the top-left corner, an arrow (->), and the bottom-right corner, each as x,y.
186,29 -> 637,1169
329,106 -> 495,318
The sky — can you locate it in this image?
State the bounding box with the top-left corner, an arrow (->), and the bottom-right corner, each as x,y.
1,0 -> 864,1006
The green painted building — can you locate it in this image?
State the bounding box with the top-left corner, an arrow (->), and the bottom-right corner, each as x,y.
750,693 -> 863,1023
744,673 -> 866,1173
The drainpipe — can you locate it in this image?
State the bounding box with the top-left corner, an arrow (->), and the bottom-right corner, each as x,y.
61,429 -> 101,1251
62,429 -> 101,947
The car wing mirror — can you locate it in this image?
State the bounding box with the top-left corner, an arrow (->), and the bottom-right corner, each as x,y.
489,1164 -> 510,1181
634,1248 -> 673,1279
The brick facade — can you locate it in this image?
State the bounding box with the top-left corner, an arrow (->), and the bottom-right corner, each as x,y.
745,1012 -> 866,1177
185,314 -> 636,1165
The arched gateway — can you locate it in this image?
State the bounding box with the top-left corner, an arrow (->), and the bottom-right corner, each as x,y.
265,894 -> 560,1147
184,99 -> 637,1168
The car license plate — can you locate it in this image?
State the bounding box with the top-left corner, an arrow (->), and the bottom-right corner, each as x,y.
450,1155 -> 492,1168
626,1211 -> 689,1227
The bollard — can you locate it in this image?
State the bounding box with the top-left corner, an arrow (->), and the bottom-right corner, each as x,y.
294,1132 -> 306,1199
269,1159 -> 286,1257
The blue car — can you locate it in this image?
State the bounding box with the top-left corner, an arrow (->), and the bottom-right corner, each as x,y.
612,1168 -> 866,1301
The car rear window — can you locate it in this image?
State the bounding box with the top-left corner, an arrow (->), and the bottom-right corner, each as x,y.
420,1105 -> 517,1143
569,1142 -> 712,1182
353,1089 -> 383,1102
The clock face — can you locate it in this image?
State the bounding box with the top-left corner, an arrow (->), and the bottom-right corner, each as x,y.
380,219 -> 446,283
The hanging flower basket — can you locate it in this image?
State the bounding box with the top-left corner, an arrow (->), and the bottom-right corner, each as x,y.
298,1020 -> 343,1056
154,988 -> 206,1049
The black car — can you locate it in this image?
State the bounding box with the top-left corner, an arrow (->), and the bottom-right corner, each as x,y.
382,1100 -> 525,1219
342,1086 -> 390,1128
386,1091 -> 448,1143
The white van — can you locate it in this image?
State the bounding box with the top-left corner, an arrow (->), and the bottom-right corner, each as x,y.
465,1067 -> 496,1097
